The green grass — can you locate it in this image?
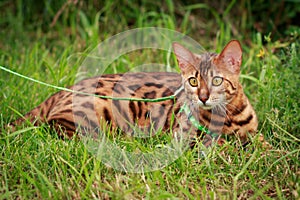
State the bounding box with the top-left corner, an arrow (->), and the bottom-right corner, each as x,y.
1,1 -> 300,199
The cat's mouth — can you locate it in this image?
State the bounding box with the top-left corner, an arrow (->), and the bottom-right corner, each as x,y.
197,101 -> 218,110
200,105 -> 213,110
191,100 -> 218,110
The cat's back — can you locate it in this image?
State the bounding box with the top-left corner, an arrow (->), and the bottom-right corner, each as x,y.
72,72 -> 182,98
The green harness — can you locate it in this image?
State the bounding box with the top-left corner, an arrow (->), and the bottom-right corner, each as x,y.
180,103 -> 220,139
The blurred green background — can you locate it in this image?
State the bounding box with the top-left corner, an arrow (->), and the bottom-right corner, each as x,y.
1,0 -> 299,50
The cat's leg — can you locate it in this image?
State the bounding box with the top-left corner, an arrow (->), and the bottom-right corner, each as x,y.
171,112 -> 199,148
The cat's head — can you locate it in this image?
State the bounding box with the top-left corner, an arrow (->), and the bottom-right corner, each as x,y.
173,40 -> 242,110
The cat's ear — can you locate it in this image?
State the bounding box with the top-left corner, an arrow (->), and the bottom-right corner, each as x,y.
216,40 -> 242,74
173,43 -> 197,72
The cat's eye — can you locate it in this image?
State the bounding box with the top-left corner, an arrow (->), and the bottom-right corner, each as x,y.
188,77 -> 198,87
212,76 -> 223,86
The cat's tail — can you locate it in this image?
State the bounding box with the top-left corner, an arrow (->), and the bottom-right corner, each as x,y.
7,93 -> 58,132
8,106 -> 45,130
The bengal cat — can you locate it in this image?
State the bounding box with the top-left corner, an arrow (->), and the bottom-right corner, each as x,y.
9,40 -> 259,147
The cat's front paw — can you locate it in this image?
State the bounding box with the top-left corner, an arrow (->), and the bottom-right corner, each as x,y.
201,133 -> 224,147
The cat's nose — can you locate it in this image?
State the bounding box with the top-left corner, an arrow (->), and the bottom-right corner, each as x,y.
199,94 -> 209,104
